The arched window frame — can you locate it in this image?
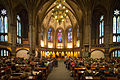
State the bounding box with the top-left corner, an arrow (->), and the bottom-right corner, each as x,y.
48,27 -> 53,42
58,29 -> 62,43
113,9 -> 120,42
0,9 -> 8,42
112,49 -> 120,58
17,15 -> 22,44
68,27 -> 72,42
98,15 -> 104,44
77,25 -> 80,40
0,49 -> 9,57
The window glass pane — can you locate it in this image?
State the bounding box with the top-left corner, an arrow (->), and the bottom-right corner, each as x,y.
115,50 -> 117,57
102,21 -> 104,36
58,29 -> 62,43
118,50 -> 120,57
117,17 -> 120,33
68,28 -> 72,42
18,38 -> 20,43
17,15 -> 20,21
1,35 -> 4,41
41,28 -> 44,40
0,16 -> 4,33
4,50 -> 6,56
102,38 -> 104,44
1,50 -> 3,56
117,35 -> 120,42
17,21 -> 19,36
17,37 -> 18,43
19,23 -> 21,36
119,16 -> 120,33
113,16 -> 116,34
99,39 -> 101,44
5,35 -> 8,41
100,16 -> 103,21
48,28 -> 52,42
113,35 -> 116,42
20,38 -> 21,44
99,23 -> 101,37
77,28 -> 79,40
113,52 -> 114,57
5,16 -> 7,33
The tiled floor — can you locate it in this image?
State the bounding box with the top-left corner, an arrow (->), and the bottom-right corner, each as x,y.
47,60 -> 73,80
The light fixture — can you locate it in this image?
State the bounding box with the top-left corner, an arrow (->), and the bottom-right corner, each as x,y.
52,0 -> 68,24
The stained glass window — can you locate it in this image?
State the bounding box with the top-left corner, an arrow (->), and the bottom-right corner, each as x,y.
112,50 -> 120,58
77,26 -> 80,40
58,29 -> 62,43
17,15 -> 22,44
0,49 -> 9,57
48,28 -> 52,42
0,9 -> 8,42
68,28 -> 72,42
113,9 -> 120,42
41,27 -> 44,40
99,15 -> 104,44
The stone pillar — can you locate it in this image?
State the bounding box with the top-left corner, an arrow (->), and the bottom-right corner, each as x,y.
11,24 -> 17,56
29,13 -> 33,55
105,48 -> 110,59
83,10 -> 92,56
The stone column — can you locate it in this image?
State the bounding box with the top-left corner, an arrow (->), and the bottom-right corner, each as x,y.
83,10 -> 92,57
29,13 -> 33,55
105,48 -> 110,59
11,24 -> 17,56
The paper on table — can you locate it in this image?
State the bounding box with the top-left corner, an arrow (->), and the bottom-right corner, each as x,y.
32,71 -> 39,75
85,76 -> 93,79
29,76 -> 33,79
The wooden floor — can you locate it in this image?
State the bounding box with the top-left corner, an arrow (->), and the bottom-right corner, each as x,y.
47,60 -> 73,80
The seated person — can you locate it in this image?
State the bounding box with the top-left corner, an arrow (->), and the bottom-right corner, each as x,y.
20,72 -> 28,80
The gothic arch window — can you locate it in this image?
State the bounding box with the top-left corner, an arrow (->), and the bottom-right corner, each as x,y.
99,15 -> 104,44
41,27 -> 44,40
113,9 -> 120,42
77,26 -> 80,40
0,9 -> 8,42
112,50 -> 120,58
0,49 -> 9,57
48,27 -> 53,42
17,15 -> 22,44
58,29 -> 62,43
68,27 -> 72,42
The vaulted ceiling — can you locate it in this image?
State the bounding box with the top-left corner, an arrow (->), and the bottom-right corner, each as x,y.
0,0 -> 120,28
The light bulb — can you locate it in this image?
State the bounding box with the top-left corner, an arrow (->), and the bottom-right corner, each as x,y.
59,4 -> 62,7
63,6 -> 65,9
62,19 -> 64,22
61,16 -> 63,18
66,10 -> 68,12
57,6 -> 59,8
55,16 -> 57,19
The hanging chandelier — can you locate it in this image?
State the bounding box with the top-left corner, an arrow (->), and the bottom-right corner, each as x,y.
52,0 -> 68,24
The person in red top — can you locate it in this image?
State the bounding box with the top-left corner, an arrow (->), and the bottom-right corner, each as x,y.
50,54 -> 52,58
